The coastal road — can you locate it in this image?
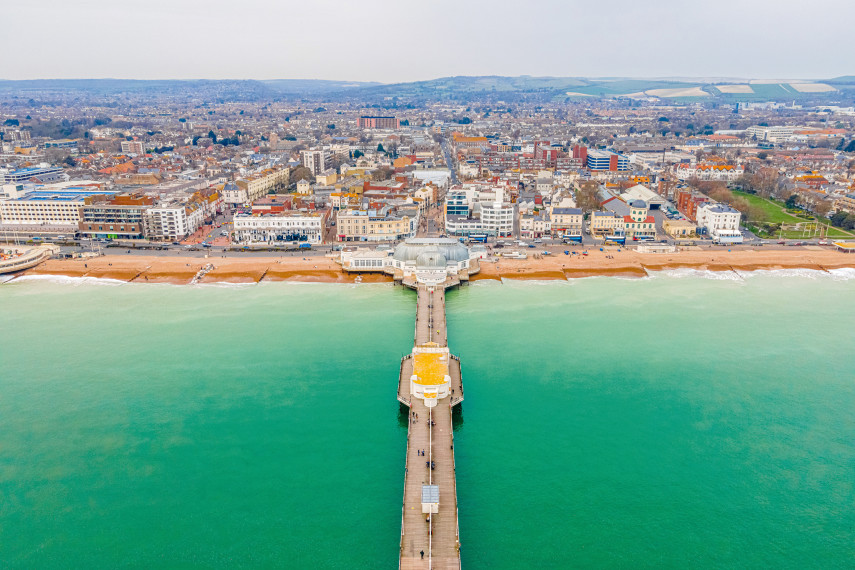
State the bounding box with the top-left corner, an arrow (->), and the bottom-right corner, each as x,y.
56,244 -> 337,259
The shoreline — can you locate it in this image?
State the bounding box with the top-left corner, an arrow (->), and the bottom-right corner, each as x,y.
6,248 -> 855,285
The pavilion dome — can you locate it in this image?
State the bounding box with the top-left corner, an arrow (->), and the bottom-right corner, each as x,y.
416,248 -> 448,268
393,238 -> 470,264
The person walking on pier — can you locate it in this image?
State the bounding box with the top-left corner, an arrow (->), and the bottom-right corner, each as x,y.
420,550 -> 424,560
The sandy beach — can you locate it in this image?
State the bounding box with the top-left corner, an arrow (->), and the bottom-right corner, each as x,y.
13,247 -> 855,284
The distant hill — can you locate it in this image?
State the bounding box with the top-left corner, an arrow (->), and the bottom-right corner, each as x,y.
261,79 -> 382,94
827,76 -> 855,84
0,78 -> 264,93
0,79 -> 278,103
0,76 -> 851,103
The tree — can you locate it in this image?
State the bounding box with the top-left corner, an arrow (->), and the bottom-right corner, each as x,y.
575,181 -> 601,213
757,152 -> 768,160
371,166 -> 394,181
327,124 -> 336,130
377,143 -> 385,153
814,199 -> 833,217
400,119 -> 410,126
845,139 -> 855,153
208,130 -> 217,144
658,116 -> 670,122
785,195 -> 799,209
353,149 -> 364,159
329,154 -> 345,171
830,211 -> 848,227
3,118 -> 19,126
290,166 -> 314,184
708,187 -> 734,204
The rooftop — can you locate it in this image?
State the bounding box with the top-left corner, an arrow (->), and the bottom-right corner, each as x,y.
412,349 -> 449,387
15,189 -> 116,202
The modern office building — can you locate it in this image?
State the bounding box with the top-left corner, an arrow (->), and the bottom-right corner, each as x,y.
0,167 -> 65,184
445,191 -> 470,217
586,150 -> 630,171
0,186 -> 111,231
44,139 -> 78,150
745,125 -> 794,143
78,194 -> 154,239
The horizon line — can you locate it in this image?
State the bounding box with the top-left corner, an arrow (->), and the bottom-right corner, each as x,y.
0,74 -> 851,85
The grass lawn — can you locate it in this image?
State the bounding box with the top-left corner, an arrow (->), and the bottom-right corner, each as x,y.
732,190 -> 805,224
733,191 -> 854,238
776,228 -> 852,239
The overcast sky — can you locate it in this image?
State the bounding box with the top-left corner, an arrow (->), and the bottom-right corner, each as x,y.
3,0 -> 852,82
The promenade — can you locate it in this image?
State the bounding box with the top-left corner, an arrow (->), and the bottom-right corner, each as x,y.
398,286 -> 462,569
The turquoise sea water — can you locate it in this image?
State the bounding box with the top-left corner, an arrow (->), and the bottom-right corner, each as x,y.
2,273 -> 854,568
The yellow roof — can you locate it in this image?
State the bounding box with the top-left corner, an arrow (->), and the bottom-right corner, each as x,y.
413,351 -> 448,386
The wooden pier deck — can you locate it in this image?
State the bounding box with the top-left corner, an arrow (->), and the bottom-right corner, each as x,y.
399,285 -> 462,569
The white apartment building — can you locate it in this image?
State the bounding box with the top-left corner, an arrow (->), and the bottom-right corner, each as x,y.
696,203 -> 743,244
120,141 -> 145,154
143,187 -> 222,240
479,201 -> 514,237
444,184 -> 514,238
745,125 -> 794,143
233,212 -> 324,245
145,204 -> 204,241
301,150 -> 329,176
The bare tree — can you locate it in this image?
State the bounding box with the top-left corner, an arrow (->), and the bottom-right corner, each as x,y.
814,199 -> 833,218
290,166 -> 314,184
371,166 -> 394,181
575,181 -> 601,213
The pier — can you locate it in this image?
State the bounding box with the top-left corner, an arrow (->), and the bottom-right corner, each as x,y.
398,285 -> 463,569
